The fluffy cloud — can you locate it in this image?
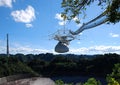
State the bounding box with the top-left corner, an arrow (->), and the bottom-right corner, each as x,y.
8,45 -> 120,54
77,41 -> 81,44
11,5 -> 35,27
69,45 -> 120,54
55,13 -> 67,26
55,13 -> 80,21
0,44 -> 52,54
55,13 -> 82,26
1,39 -> 120,55
55,13 -> 64,21
58,21 -> 67,26
72,16 -> 79,21
110,33 -> 119,38
26,23 -> 33,28
10,47 -> 51,54
0,0 -> 15,8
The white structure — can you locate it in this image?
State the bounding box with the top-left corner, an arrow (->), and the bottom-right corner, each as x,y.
53,7 -> 120,53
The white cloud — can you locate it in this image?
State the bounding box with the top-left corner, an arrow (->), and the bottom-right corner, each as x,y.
0,0 -> 15,8
55,13 -> 67,26
1,45 -> 120,55
55,13 -> 80,22
77,41 -> 81,44
1,39 -> 120,55
110,33 -> 119,38
10,47 -> 51,54
69,45 -> 120,54
0,40 -> 53,54
12,45 -> 120,55
0,45 -> 52,54
72,16 -> 79,21
58,21 -> 67,26
26,23 -> 33,28
11,5 -> 35,27
55,13 -> 82,27
55,13 -> 64,21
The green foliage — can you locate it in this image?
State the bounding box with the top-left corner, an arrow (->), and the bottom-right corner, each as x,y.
0,56 -> 38,77
107,63 -> 120,84
61,0 -> 120,24
54,63 -> 120,85
0,53 -> 120,77
0,54 -> 120,85
55,80 -> 64,85
110,63 -> 120,79
107,0 -> 120,23
55,78 -> 101,85
83,78 -> 101,85
27,59 -> 48,74
61,0 -> 90,23
55,79 -> 73,85
107,77 -> 119,85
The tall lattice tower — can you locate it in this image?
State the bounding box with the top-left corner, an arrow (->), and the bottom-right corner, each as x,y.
7,34 -> 9,57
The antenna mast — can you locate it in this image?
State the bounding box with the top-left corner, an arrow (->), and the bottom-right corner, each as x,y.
7,34 -> 9,57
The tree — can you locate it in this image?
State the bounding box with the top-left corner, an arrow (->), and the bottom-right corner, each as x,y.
61,0 -> 120,24
83,78 -> 101,85
107,63 -> 120,84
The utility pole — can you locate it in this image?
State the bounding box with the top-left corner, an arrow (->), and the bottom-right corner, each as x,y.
7,34 -> 9,57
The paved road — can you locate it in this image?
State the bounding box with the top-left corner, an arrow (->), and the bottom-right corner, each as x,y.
2,77 -> 55,85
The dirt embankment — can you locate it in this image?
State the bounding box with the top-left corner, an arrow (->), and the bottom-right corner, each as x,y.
0,74 -> 55,85
2,77 -> 55,85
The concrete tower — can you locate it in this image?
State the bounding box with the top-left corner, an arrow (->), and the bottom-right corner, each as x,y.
7,34 -> 9,57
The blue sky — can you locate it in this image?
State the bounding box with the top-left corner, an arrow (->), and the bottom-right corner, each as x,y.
0,0 -> 120,55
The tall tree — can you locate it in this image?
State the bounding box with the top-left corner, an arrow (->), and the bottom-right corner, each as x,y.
61,0 -> 120,24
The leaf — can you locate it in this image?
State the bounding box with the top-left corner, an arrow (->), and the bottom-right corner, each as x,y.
75,20 -> 80,24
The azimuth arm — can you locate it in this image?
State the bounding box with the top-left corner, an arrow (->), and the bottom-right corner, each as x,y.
70,12 -> 108,35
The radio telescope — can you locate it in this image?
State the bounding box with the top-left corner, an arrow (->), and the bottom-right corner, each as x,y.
51,28 -> 76,53
52,6 -> 120,53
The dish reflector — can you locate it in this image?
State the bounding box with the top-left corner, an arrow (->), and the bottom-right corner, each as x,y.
55,42 -> 69,53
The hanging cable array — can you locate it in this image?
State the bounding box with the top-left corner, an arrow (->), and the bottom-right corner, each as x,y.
52,20 -> 76,53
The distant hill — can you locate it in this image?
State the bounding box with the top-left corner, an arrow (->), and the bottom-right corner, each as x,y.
0,53 -> 120,77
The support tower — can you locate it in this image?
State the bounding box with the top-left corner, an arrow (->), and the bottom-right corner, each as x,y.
7,34 -> 9,57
